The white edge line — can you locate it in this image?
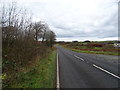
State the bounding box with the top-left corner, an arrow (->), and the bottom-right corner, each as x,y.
57,51 -> 60,89
93,64 -> 120,79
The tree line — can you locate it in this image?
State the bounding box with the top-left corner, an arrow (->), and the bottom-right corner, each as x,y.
1,2 -> 56,87
1,3 -> 56,47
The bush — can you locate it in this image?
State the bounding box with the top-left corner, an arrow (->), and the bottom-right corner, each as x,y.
1,3 -> 56,88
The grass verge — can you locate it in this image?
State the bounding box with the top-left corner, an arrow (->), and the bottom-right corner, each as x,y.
60,45 -> 119,56
9,50 -> 57,88
71,49 -> 119,56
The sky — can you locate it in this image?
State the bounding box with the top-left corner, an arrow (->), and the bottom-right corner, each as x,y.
1,0 -> 119,41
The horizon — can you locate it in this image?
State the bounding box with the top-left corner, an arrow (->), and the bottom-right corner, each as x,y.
55,39 -> 119,42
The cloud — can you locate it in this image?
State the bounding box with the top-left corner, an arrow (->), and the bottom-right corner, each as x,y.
1,0 -> 119,41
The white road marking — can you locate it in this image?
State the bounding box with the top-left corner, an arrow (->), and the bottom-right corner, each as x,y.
74,55 -> 120,79
93,64 -> 120,79
57,52 -> 60,89
79,58 -> 84,61
74,55 -> 79,59
74,55 -> 84,61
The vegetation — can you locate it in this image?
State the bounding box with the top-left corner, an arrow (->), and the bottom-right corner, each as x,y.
57,41 -> 120,56
9,49 -> 56,88
1,3 -> 56,88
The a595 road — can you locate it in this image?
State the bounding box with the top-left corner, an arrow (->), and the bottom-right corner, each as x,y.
56,46 -> 119,88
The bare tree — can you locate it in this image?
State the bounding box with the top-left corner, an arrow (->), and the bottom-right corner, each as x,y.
33,21 -> 44,41
45,30 -> 56,47
41,23 -> 48,43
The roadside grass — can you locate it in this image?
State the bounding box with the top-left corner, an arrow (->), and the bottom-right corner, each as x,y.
10,50 -> 57,88
71,49 -> 119,56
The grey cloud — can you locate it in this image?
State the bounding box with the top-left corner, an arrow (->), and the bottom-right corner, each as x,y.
7,0 -> 118,41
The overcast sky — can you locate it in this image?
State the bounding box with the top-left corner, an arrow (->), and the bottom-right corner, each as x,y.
1,0 -> 119,41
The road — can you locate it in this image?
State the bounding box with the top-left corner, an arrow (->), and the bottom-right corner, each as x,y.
56,46 -> 120,88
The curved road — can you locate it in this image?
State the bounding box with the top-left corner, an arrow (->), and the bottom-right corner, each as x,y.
56,46 -> 119,88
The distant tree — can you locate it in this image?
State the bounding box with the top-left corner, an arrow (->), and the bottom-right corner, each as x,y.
72,41 -> 78,43
84,40 -> 90,43
45,30 -> 56,47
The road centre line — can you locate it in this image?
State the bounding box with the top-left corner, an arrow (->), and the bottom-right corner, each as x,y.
74,55 -> 120,79
93,64 -> 120,80
74,55 -> 84,61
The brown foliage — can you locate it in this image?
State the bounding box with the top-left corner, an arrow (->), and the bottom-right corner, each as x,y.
87,43 -> 104,47
1,3 -> 56,87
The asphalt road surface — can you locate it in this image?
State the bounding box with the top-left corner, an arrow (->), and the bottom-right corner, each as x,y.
56,46 -> 120,88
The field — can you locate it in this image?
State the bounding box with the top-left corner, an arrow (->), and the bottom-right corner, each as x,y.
58,41 -> 120,56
